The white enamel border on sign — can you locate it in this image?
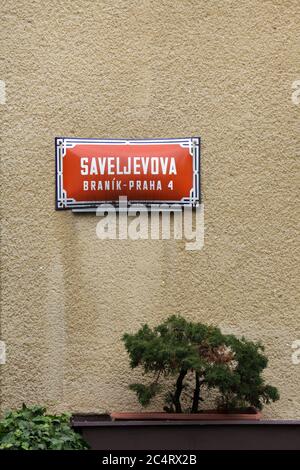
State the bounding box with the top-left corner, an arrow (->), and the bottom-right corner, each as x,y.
55,137 -> 201,210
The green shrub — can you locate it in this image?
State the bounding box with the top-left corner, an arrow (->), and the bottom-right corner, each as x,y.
123,315 -> 280,413
0,404 -> 89,450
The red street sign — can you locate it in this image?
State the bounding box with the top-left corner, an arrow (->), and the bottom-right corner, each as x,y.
55,137 -> 200,209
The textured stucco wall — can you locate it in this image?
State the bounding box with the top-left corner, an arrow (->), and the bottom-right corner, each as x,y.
0,0 -> 299,418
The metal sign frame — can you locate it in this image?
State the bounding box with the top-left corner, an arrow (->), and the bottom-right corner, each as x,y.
55,137 -> 201,210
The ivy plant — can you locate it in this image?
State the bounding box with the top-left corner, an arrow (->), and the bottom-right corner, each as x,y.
0,404 -> 89,450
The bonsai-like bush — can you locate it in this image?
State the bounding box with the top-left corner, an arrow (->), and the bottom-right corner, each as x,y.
123,315 -> 279,413
0,404 -> 89,450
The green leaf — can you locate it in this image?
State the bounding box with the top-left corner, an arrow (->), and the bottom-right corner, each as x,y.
0,405 -> 89,450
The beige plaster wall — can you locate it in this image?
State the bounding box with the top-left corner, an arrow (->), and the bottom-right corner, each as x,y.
0,0 -> 299,418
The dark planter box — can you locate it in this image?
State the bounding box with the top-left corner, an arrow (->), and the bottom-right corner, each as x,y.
72,415 -> 300,450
